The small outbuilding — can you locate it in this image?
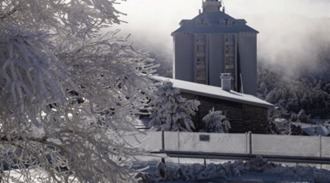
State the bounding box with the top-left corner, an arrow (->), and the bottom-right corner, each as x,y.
154,76 -> 273,134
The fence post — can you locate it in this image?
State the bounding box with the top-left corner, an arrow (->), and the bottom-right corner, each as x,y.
177,131 -> 180,151
320,135 -> 322,169
249,131 -> 252,155
177,131 -> 180,164
320,135 -> 322,158
245,132 -> 247,153
245,132 -> 249,154
161,130 -> 165,152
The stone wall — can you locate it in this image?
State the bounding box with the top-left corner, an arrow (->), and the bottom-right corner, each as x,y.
183,92 -> 269,134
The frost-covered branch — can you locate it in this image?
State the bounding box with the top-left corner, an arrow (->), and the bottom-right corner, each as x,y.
0,0 -> 156,182
0,0 -> 125,37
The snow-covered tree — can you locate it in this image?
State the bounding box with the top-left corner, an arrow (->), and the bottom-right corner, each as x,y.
258,62 -> 330,120
0,0 -> 156,182
149,82 -> 200,132
297,109 -> 310,123
270,118 -> 292,135
202,108 -> 231,133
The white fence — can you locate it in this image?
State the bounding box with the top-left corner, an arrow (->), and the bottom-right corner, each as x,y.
124,131 -> 163,152
251,134 -> 321,157
164,132 -> 249,154
128,131 -> 330,159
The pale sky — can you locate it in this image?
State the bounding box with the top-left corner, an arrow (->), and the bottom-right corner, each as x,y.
115,0 -> 330,71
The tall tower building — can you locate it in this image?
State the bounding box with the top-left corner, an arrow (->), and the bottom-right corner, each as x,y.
172,0 -> 258,95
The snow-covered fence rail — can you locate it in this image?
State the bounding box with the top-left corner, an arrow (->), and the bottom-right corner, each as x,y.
131,131 -> 330,163
124,132 -> 163,152
126,131 -> 330,163
164,132 -> 249,154
251,134 -> 322,157
322,138 -> 330,157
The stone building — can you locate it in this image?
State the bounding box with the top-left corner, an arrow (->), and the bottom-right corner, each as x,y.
172,0 -> 258,95
154,76 -> 273,134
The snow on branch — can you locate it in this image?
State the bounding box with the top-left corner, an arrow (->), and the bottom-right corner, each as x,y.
0,0 -> 124,37
0,0 -> 157,182
0,26 -> 71,126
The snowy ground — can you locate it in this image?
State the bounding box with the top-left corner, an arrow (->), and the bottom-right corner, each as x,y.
133,156 -> 330,183
126,132 -> 330,182
4,155 -> 330,182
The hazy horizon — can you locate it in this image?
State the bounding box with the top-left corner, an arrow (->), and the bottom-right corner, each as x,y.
115,0 -> 330,74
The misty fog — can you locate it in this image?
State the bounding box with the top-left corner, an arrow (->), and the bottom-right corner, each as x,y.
115,0 -> 330,75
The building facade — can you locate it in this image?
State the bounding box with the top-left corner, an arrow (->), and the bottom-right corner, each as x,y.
185,93 -> 270,134
172,0 -> 258,95
153,76 -> 273,134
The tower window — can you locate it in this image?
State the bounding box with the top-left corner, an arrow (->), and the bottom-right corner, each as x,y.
224,19 -> 230,26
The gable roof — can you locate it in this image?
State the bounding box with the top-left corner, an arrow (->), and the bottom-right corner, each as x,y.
152,76 -> 273,108
172,11 -> 258,35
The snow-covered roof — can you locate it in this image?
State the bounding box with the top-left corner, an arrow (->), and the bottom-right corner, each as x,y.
152,76 -> 273,108
172,12 -> 258,35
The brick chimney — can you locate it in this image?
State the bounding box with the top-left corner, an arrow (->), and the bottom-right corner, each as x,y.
220,73 -> 232,91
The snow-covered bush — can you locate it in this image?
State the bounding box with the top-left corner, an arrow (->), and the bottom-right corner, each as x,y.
324,120 -> 330,129
297,109 -> 310,123
0,0 -> 156,182
149,82 -> 200,131
137,158 -> 330,182
202,108 -> 231,133
271,118 -> 292,135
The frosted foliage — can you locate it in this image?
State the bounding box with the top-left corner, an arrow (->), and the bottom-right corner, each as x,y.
0,0 -> 156,182
149,82 -> 200,132
272,118 -> 291,135
0,27 -> 71,127
202,108 -> 231,133
0,0 -> 122,37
